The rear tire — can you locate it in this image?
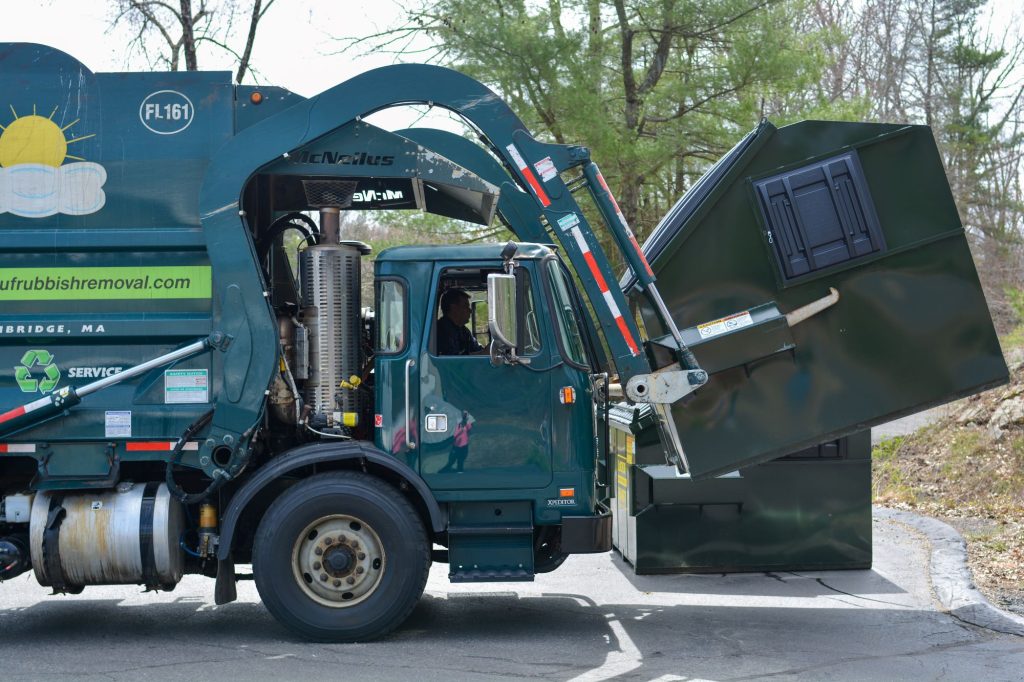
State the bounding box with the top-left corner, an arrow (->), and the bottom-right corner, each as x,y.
253,471 -> 429,641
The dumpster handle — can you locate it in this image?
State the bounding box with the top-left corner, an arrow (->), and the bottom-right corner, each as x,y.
786,288 -> 840,327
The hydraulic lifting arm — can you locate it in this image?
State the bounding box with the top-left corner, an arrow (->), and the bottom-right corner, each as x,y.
198,63 -> 706,471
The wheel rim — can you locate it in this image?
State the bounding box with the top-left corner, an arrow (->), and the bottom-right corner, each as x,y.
290,514 -> 386,608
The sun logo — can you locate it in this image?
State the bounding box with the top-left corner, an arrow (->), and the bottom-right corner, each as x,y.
0,104 -> 107,218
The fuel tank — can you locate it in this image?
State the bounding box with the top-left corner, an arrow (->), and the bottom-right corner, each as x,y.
29,483 -> 185,590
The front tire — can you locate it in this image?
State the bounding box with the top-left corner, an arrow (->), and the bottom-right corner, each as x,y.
253,471 -> 429,641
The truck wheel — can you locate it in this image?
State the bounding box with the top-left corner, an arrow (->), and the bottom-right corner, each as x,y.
253,471 -> 429,641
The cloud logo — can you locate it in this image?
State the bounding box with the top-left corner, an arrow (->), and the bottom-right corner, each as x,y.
0,162 -> 107,217
0,105 -> 105,218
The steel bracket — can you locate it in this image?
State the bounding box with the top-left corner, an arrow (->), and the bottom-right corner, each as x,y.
625,365 -> 709,403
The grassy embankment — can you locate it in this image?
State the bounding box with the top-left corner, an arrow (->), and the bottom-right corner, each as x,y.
873,305 -> 1024,614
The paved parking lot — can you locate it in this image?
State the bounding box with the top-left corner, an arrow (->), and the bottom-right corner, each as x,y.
1,514 -> 1022,681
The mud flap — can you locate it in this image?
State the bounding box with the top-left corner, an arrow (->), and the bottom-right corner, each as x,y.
632,120 -> 1009,479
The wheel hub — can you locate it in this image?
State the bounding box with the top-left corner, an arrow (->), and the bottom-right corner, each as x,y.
291,514 -> 386,608
323,545 -> 354,576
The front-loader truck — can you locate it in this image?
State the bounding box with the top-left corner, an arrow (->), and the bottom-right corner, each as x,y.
0,43 -> 1009,640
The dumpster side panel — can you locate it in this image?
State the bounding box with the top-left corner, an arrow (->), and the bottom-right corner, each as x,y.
637,121 -> 1007,478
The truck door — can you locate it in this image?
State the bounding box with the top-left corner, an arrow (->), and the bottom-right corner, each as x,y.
629,121 -> 1009,478
418,263 -> 553,490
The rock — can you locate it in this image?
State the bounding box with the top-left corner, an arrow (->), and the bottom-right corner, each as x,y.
1005,347 -> 1024,371
989,397 -> 1024,431
958,403 -> 989,425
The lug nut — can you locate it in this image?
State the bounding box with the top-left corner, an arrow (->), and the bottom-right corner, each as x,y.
333,579 -> 342,587
314,547 -> 323,556
358,552 -> 366,560
356,567 -> 364,575
320,574 -> 328,582
324,537 -> 334,546
351,541 -> 359,549
346,576 -> 355,585
313,561 -> 321,570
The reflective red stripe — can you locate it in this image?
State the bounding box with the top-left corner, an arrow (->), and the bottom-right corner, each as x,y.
126,442 -> 172,451
582,252 -> 609,292
506,143 -> 552,207
126,441 -> 199,452
615,316 -> 640,355
0,405 -> 26,424
630,237 -> 654,277
597,171 -> 655,277
570,225 -> 640,357
520,166 -> 551,206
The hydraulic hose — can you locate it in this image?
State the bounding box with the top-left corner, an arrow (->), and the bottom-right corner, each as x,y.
164,409 -> 227,505
256,212 -> 320,262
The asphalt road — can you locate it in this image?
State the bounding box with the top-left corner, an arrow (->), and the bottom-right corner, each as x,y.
2,514 -> 1023,681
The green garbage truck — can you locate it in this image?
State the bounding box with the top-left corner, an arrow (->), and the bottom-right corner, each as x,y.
0,43 -> 1008,641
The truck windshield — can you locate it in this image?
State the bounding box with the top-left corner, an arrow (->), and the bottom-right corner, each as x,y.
546,259 -> 588,367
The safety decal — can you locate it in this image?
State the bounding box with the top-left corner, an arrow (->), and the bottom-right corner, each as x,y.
556,213 -> 580,232
0,103 -> 105,217
164,369 -> 209,404
533,156 -> 557,182
505,144 -> 551,207
374,414 -> 383,428
697,311 -> 754,339
104,411 -> 131,438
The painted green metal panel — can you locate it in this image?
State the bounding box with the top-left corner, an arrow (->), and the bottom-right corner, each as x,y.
610,413 -> 871,573
0,44 -> 226,482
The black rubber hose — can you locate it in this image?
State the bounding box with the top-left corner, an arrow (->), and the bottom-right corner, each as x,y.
256,212 -> 320,262
165,410 -> 225,505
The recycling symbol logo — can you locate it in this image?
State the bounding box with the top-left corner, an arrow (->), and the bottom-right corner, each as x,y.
15,350 -> 61,394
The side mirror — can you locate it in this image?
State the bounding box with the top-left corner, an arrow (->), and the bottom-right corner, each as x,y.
487,273 -> 518,350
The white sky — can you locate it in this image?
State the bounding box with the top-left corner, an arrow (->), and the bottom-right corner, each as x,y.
1,1 -> 419,97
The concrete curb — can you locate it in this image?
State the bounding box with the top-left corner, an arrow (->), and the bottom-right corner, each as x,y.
875,506 -> 1024,637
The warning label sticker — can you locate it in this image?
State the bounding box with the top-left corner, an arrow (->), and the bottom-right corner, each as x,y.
697,311 -> 754,339
105,411 -> 131,438
556,213 -> 580,232
164,369 -> 209,404
534,156 -> 557,182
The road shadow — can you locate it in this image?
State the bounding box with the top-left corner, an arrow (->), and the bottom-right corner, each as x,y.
2,589 -> 1019,681
605,550 -> 908,598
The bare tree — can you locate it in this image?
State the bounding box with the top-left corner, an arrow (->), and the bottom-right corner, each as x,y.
111,0 -> 278,83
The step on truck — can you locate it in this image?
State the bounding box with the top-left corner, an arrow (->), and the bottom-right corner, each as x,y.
0,43 -> 1009,641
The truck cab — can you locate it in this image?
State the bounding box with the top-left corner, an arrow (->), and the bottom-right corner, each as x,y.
374,244 -> 611,578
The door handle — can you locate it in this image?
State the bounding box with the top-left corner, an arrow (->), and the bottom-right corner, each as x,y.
405,358 -> 416,449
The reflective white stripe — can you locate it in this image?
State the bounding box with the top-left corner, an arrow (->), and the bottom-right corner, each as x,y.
24,396 -> 53,413
602,291 -> 623,318
570,227 -> 591,253
0,443 -> 36,453
505,144 -> 528,170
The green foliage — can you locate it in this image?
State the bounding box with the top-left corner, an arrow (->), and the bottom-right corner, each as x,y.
351,0 -> 834,239
1002,288 -> 1024,348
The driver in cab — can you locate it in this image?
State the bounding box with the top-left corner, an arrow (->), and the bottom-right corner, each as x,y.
437,288 -> 486,355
